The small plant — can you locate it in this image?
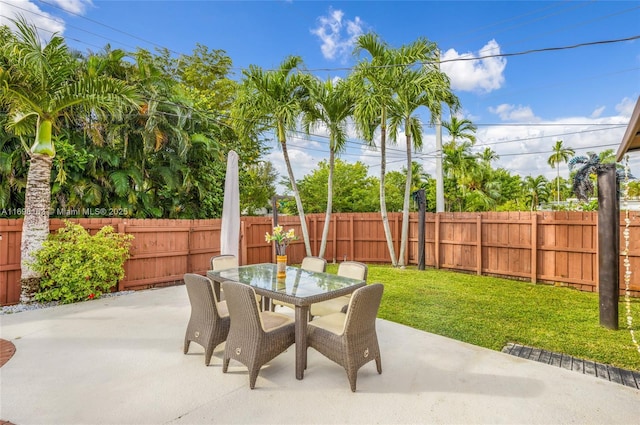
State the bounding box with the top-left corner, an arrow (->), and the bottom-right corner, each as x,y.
265,225 -> 297,255
32,221 -> 133,304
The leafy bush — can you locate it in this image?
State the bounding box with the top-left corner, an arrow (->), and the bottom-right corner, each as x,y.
32,221 -> 134,304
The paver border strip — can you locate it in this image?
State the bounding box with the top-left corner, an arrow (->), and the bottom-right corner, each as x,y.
502,342 -> 640,389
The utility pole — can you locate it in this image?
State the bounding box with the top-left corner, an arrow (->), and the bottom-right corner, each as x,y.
435,50 -> 445,213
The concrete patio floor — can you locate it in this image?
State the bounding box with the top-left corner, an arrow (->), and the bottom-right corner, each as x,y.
1,285 -> 639,425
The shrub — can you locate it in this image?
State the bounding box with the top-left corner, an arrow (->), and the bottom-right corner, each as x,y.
32,221 -> 134,304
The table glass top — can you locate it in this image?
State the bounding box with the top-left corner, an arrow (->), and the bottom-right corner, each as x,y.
207,263 -> 364,298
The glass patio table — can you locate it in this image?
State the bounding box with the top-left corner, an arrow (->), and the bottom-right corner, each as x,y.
206,263 -> 366,380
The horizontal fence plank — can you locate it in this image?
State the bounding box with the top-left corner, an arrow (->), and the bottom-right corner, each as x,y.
1,211 -> 639,305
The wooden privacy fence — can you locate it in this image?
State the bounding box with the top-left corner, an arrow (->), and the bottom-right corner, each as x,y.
1,211 -> 639,305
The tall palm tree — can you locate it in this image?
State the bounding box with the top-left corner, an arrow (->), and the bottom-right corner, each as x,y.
547,140 -> 575,204
352,34 -> 458,266
301,77 -> 354,257
233,56 -> 313,255
351,33 -> 400,265
390,57 -> 458,266
0,17 -> 139,302
442,116 -> 476,148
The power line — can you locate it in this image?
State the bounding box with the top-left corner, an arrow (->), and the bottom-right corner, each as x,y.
0,13 -> 106,50
5,2 -> 639,74
473,125 -> 627,148
0,2 -> 141,51
302,34 -> 640,72
35,0 -> 180,55
498,142 -> 621,157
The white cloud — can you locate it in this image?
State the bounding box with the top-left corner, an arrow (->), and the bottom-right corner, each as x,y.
616,97 -> 637,116
0,0 -> 66,39
311,8 -> 364,62
489,104 -> 540,122
49,0 -> 93,15
407,96 -> 640,185
590,106 -> 606,118
268,133 -> 328,193
440,39 -> 506,93
472,112 -> 632,181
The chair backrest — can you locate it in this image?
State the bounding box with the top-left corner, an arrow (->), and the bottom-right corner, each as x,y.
343,283 -> 384,336
337,261 -> 368,281
184,273 -> 222,315
210,255 -> 238,271
221,281 -> 264,332
301,256 -> 327,273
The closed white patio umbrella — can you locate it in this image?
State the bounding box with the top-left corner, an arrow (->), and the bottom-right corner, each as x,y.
220,150 -> 240,258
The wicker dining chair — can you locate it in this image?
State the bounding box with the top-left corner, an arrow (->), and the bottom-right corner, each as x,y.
210,254 -> 238,270
211,254 -> 263,308
183,273 -> 230,366
309,261 -> 368,318
271,256 -> 327,312
301,256 -> 327,273
306,283 -> 384,392
221,280 -> 295,389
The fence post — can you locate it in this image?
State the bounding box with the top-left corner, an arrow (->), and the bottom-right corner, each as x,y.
395,214 -> 401,264
349,215 -> 355,261
117,221 -> 127,291
240,220 -> 246,266
313,215 -> 318,257
332,215 -> 337,263
476,214 -> 482,275
531,213 -> 538,284
187,222 -> 193,273
435,213 -> 441,269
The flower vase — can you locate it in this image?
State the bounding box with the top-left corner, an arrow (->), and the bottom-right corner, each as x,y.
276,255 -> 287,278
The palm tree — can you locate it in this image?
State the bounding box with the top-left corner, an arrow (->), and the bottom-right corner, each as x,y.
233,56 -> 313,255
301,77 -> 354,258
0,17 -> 139,302
442,116 -> 476,148
522,175 -> 550,211
569,149 -> 623,202
351,33 -> 400,266
480,147 -> 499,164
443,141 -> 477,195
353,34 -> 458,267
390,44 -> 459,267
547,140 -> 575,204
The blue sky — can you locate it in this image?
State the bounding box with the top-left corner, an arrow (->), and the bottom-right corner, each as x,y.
2,0 -> 640,191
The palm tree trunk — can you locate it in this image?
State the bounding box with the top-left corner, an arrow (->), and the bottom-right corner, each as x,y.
20,153 -> 53,303
398,126 -> 412,268
279,129 -> 312,256
319,149 -> 334,258
378,111 -> 398,266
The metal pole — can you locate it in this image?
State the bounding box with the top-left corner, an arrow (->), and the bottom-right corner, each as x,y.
413,189 -> 426,270
271,195 -> 279,227
597,164 -> 619,330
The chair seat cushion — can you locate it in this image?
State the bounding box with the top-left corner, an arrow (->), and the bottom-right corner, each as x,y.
260,311 -> 295,332
310,295 -> 350,317
309,312 -> 346,336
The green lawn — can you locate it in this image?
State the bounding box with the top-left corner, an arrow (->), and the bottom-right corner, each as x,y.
324,263 -> 640,371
